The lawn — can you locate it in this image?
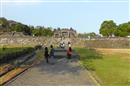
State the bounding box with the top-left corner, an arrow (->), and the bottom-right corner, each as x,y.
75,48 -> 130,86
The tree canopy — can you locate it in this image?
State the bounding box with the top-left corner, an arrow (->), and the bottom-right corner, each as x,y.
114,22 -> 130,37
0,17 -> 9,31
0,17 -> 53,36
99,20 -> 130,37
99,20 -> 117,37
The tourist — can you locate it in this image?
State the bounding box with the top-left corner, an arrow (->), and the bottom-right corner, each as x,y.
50,45 -> 56,64
67,47 -> 72,59
50,45 -> 54,58
68,42 -> 71,48
59,42 -> 62,48
62,42 -> 65,48
60,42 -> 65,48
44,47 -> 49,63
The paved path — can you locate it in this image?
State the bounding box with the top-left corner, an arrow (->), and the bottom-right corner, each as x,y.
4,48 -> 98,86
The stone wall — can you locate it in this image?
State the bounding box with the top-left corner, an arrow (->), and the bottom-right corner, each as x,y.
0,36 -> 71,47
0,35 -> 130,48
53,28 -> 77,38
0,37 -> 47,47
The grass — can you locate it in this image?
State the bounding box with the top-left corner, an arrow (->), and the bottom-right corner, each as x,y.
0,45 -> 35,64
0,44 -> 35,56
0,48 -> 26,61
75,48 -> 130,86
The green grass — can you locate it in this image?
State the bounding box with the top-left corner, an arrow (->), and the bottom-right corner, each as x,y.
0,48 -> 25,57
75,48 -> 130,86
0,46 -> 35,64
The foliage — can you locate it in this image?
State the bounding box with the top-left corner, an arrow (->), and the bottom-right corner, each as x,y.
115,22 -> 130,37
100,20 -> 130,37
0,17 -> 9,32
0,17 -> 53,36
99,20 -> 117,37
31,26 -> 53,36
10,23 -> 32,35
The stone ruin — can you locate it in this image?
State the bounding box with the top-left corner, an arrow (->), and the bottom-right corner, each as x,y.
53,28 -> 77,38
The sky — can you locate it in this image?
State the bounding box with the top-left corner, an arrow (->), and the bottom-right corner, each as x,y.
0,0 -> 130,33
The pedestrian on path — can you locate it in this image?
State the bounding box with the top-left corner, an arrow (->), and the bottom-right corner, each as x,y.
67,47 -> 72,59
68,42 -> 71,48
44,47 -> 49,63
49,45 -> 56,64
50,45 -> 54,58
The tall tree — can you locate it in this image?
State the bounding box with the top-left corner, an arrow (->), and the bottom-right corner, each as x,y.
99,20 -> 117,37
115,22 -> 130,37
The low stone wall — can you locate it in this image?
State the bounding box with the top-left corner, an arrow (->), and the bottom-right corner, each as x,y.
0,37 -> 47,47
85,39 -> 130,48
0,36 -> 130,48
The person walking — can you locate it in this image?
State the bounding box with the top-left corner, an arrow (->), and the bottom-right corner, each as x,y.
62,42 -> 65,48
44,47 -> 49,63
49,45 -> 56,64
68,42 -> 71,48
50,45 -> 54,58
67,47 -> 72,59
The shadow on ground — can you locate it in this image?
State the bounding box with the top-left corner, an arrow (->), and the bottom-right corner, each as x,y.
34,55 -> 82,76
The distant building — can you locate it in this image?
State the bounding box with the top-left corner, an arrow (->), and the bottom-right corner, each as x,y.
53,28 -> 77,38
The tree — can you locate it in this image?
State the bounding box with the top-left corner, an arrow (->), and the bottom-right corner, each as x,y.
0,17 -> 9,32
115,22 -> 130,37
10,23 -> 32,35
32,26 -> 53,36
99,20 -> 117,37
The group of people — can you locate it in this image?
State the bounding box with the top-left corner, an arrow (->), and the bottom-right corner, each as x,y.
44,42 -> 72,63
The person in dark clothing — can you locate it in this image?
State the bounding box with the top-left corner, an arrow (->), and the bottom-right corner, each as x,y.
50,45 -> 54,58
67,47 -> 72,59
44,47 -> 49,63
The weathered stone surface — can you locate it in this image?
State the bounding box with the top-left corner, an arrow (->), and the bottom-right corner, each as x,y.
53,28 -> 77,38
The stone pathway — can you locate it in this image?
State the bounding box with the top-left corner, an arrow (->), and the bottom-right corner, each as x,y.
4,48 -> 98,86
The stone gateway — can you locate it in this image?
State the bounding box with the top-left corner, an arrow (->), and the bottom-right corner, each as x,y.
53,28 -> 77,38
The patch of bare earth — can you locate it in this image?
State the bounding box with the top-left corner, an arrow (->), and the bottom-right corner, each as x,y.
95,48 -> 130,61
